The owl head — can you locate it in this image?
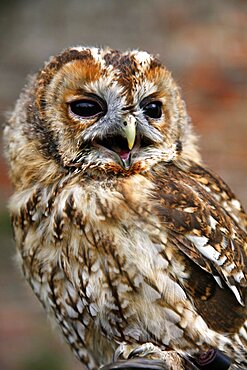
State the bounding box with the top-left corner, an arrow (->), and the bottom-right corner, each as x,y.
5,46 -> 200,188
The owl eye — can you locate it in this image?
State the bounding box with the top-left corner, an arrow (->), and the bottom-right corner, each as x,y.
69,99 -> 106,118
143,101 -> 162,119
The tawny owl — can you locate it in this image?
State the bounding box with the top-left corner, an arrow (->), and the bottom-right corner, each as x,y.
4,46 -> 247,369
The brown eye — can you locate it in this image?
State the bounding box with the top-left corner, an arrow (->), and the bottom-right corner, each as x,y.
69,99 -> 106,118
143,101 -> 162,119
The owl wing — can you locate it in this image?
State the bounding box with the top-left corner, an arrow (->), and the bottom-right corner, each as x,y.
151,162 -> 247,306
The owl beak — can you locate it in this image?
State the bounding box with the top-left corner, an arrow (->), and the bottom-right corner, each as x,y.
118,115 -> 136,169
123,115 -> 136,151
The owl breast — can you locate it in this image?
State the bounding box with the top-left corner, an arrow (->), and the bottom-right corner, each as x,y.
11,170 -> 198,362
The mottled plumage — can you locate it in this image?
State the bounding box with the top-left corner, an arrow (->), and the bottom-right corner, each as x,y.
4,46 -> 247,369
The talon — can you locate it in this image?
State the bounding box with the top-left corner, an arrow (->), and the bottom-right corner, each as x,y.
128,347 -> 143,359
127,343 -> 161,359
113,343 -> 126,361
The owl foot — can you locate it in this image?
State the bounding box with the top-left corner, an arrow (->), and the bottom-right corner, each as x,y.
114,342 -> 163,361
113,343 -> 198,369
128,343 -> 164,359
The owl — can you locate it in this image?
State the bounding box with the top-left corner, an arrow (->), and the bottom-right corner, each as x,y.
4,46 -> 247,370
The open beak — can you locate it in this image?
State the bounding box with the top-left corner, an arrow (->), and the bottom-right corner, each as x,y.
92,115 -> 137,170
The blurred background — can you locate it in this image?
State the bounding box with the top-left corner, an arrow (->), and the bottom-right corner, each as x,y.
0,0 -> 246,369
